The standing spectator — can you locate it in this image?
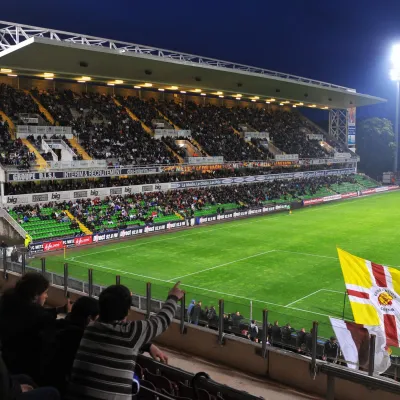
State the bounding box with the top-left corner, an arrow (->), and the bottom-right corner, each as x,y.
271,321 -> 282,346
324,336 -> 339,363
187,299 -> 196,323
231,311 -> 244,329
191,301 -> 202,325
248,320 -> 259,342
207,305 -> 217,325
281,323 -> 293,349
68,282 -> 183,400
296,328 -> 306,353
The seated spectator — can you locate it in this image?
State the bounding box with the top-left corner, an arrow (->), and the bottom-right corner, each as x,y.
0,272 -> 70,386
68,282 -> 183,399
0,348 -> 60,399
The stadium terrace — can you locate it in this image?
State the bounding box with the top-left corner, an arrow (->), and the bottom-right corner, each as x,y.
0,20 -> 399,400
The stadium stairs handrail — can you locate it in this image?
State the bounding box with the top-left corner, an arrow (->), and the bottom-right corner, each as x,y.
0,208 -> 27,238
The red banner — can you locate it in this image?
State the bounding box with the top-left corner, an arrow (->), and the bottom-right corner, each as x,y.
43,240 -> 64,252
74,236 -> 93,246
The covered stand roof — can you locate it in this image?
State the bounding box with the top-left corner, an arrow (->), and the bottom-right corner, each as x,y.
0,21 -> 385,109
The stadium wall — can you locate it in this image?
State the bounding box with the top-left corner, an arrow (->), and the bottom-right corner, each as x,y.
1,272 -> 398,400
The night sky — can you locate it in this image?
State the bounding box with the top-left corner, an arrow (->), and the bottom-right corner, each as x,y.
2,0 -> 400,122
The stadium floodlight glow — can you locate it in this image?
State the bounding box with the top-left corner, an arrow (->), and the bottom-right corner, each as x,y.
253,96 -> 259,100
80,76 -> 91,81
251,99 -> 256,102
218,95 -> 224,98
297,102 -> 304,106
77,80 -> 86,83
1,68 -> 12,73
323,106 -> 329,109
292,105 -> 297,108
279,102 -> 284,105
45,78 -> 53,80
158,88 -> 165,91
268,98 -> 275,102
390,68 -> 400,81
391,44 -> 400,70
180,90 -> 186,93
43,72 -> 54,78
216,91 -> 223,95
107,83 -> 115,86
134,85 -> 141,89
114,80 -> 124,84
168,86 -> 178,90
200,93 -> 206,96
309,104 -> 317,108
143,83 -> 152,87
266,101 -> 270,104
235,94 -> 242,97
193,89 -> 201,92
7,74 -> 17,77
235,97 -> 241,100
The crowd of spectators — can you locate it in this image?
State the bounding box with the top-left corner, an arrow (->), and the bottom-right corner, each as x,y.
9,175 -> 358,234
119,96 -> 160,128
156,101 -> 270,161
0,271 -> 183,399
0,119 -> 35,168
0,84 -> 40,120
29,89 -> 177,165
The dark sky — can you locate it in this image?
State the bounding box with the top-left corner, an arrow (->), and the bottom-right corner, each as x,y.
2,0 -> 400,122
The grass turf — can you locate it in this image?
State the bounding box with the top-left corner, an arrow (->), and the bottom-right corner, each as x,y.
29,191 -> 400,339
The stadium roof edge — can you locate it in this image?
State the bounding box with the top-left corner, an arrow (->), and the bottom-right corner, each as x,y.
0,20 -> 386,109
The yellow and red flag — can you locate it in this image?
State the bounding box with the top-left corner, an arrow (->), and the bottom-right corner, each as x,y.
337,248 -> 400,348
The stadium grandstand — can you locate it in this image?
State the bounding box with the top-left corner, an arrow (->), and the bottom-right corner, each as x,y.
1,20 -> 400,400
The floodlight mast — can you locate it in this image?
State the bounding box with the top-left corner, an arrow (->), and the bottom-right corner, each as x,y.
390,44 -> 400,173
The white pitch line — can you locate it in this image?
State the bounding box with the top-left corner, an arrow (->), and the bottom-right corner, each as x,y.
284,289 -> 324,307
66,259 -> 339,318
69,259 -> 171,283
275,250 -> 337,260
166,250 -> 276,282
322,289 -> 345,294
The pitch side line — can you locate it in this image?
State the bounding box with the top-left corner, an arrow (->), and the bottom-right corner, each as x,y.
166,250 -> 276,282
275,250 -> 337,260
284,289 -> 324,307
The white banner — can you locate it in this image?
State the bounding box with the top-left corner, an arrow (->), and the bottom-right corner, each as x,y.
154,129 -> 191,138
275,154 -> 299,161
334,152 -> 351,159
17,125 -> 72,137
307,134 -> 324,141
187,156 -> 224,164
244,132 -> 270,140
47,160 -> 107,169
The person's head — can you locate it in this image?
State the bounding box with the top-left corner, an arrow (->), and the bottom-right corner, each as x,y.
99,285 -> 131,323
69,296 -> 99,327
330,336 -> 337,344
300,328 -> 305,333
274,320 -> 279,326
251,319 -> 255,324
286,323 -> 291,328
198,301 -> 202,307
14,272 -> 49,306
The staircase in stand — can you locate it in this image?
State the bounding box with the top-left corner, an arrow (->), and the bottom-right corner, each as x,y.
24,91 -> 55,125
112,98 -> 153,135
69,137 -> 92,160
163,143 -> 184,163
0,110 -> 16,139
21,139 -> 47,169
63,210 -> 92,235
155,108 -> 180,130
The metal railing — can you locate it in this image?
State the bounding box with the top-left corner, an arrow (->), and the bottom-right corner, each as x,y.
3,250 -> 400,382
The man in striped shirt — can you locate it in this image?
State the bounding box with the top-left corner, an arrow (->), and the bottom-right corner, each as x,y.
68,282 -> 183,399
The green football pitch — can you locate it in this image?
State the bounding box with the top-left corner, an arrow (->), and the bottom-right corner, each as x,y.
30,191 -> 400,338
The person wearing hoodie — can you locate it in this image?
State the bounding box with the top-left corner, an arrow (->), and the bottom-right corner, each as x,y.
191,301 -> 202,325
187,300 -> 196,323
248,320 -> 259,342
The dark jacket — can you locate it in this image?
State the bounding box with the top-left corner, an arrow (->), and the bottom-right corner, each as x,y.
191,304 -> 202,321
271,325 -> 282,343
0,291 -> 58,385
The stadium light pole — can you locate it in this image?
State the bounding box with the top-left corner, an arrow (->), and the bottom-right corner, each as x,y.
390,44 -> 400,172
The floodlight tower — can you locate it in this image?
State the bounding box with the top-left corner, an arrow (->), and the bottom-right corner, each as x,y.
390,44 -> 400,172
